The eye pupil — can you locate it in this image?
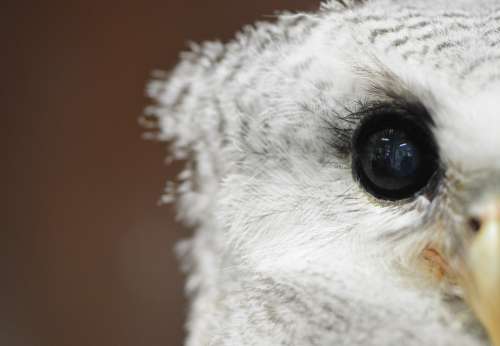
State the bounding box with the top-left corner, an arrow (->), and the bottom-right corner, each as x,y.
365,130 -> 420,190
353,113 -> 438,201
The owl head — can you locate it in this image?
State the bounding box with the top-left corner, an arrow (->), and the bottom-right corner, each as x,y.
147,0 -> 500,344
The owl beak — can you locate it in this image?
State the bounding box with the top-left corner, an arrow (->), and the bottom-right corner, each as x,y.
463,200 -> 500,346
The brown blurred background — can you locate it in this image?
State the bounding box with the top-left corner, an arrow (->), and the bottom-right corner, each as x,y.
4,1 -> 318,345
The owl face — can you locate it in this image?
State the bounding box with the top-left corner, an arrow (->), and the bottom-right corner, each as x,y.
149,0 -> 500,345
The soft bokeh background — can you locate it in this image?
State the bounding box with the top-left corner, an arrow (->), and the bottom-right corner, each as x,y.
4,1 -> 318,345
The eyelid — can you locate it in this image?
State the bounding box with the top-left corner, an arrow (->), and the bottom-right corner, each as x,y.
324,100 -> 433,158
351,101 -> 435,144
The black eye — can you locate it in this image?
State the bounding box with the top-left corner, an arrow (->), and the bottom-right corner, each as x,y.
352,110 -> 439,201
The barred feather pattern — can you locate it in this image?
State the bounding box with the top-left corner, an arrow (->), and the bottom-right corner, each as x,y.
147,0 -> 500,345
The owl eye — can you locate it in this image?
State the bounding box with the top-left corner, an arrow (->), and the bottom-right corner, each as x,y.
352,110 -> 439,201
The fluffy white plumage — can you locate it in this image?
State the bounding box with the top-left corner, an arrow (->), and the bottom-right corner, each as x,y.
147,1 -> 500,344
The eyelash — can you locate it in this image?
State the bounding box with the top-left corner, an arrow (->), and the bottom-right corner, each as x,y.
322,101 -> 403,156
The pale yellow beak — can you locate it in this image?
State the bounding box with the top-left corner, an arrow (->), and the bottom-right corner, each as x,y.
465,201 -> 500,346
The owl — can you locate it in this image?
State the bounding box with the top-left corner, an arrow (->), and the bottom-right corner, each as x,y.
146,0 -> 500,345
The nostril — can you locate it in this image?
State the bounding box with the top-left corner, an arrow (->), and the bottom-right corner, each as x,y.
468,217 -> 482,233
